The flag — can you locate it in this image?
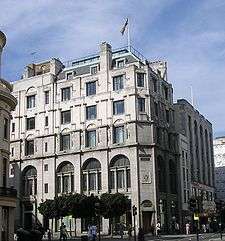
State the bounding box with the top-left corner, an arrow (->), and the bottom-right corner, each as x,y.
120,18 -> 128,35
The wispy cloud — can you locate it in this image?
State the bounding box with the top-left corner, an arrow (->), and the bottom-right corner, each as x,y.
0,0 -> 225,136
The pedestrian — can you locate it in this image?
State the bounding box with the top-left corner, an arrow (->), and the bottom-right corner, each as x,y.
138,228 -> 145,241
156,221 -> 161,237
91,224 -> 97,241
119,223 -> 124,239
127,224 -> 132,240
62,225 -> 69,240
88,225 -> 92,241
59,222 -> 64,241
47,228 -> 52,241
186,222 -> 190,235
175,222 -> 180,234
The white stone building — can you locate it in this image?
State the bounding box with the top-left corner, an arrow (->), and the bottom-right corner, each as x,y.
10,42 -> 180,234
213,136 -> 225,201
0,31 -> 17,241
174,99 -> 215,226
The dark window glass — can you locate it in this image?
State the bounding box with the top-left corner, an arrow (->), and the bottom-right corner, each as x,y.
71,175 -> 74,192
86,81 -> 96,96
12,123 -> 15,132
67,72 -> 73,80
25,140 -> 34,155
61,110 -> 71,124
4,118 -> 8,139
27,95 -> 35,109
82,174 -> 87,191
57,176 -> 61,193
60,134 -> 70,151
117,60 -> 125,68
44,183 -> 48,193
61,87 -> 71,101
166,110 -> 170,123
113,100 -> 124,115
138,98 -> 145,112
86,130 -> 96,147
98,172 -> 102,190
26,117 -> 35,130
86,105 -> 97,120
44,164 -> 48,171
62,176 -> 69,193
11,147 -> 14,156
3,158 -> 7,187
113,126 -> 124,144
154,102 -> 158,117
164,86 -> 169,100
117,170 -> 125,188
113,75 -> 124,91
137,73 -> 145,87
127,169 -> 131,188
45,142 -> 48,152
110,171 -> 115,189
91,66 -> 98,75
45,91 -> 49,104
45,116 -> 49,126
153,78 -> 157,92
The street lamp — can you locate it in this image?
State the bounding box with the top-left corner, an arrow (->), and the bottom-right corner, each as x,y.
95,202 -> 101,241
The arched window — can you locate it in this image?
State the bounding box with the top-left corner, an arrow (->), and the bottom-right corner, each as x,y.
157,156 -> 166,193
169,160 -> 177,194
23,166 -> 37,196
109,155 -> 130,191
82,158 -> 101,193
56,162 -> 74,194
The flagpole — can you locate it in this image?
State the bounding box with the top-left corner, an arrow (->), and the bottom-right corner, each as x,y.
127,18 -> 131,52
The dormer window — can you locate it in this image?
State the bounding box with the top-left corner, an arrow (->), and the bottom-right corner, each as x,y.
90,66 -> 98,75
117,59 -> 125,68
67,72 -> 73,80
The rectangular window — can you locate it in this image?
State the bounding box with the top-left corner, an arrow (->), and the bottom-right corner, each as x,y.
127,169 -> 131,188
166,109 -> 170,123
60,134 -> 70,151
66,72 -> 73,80
86,105 -> 97,120
44,183 -> 48,193
113,75 -> 124,91
45,116 -> 49,126
26,117 -> 35,130
113,100 -> 124,115
44,164 -> 48,171
117,170 -> 125,188
153,78 -> 157,92
61,87 -> 71,101
89,173 -> 96,190
25,140 -> 34,156
12,123 -> 15,133
82,174 -> 87,191
63,176 -> 69,193
164,86 -> 169,100
154,102 -> 158,117
4,118 -> 8,139
11,147 -> 14,157
61,110 -> 71,124
45,91 -> 49,104
117,60 -> 125,68
45,142 -> 48,152
90,66 -> 98,75
113,126 -> 124,144
27,95 -> 35,109
110,171 -> 115,189
3,158 -> 7,187
184,190 -> 187,203
86,81 -> 96,96
138,98 -> 145,112
57,176 -> 61,193
86,130 -> 96,147
137,73 -> 145,87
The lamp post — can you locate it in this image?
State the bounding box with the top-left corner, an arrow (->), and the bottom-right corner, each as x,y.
95,202 -> 101,241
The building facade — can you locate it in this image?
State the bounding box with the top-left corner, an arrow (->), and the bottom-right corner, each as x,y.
10,43 -> 179,234
0,31 -> 17,241
213,136 -> 225,201
174,99 -> 215,226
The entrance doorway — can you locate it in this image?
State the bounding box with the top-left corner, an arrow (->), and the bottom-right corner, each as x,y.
142,211 -> 153,233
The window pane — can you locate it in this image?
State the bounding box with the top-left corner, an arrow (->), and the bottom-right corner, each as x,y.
91,66 -> 98,75
137,73 -> 144,87
86,130 -> 96,147
86,82 -> 96,96
117,170 -> 125,188
45,91 -> 49,104
138,98 -> 145,112
113,100 -> 124,115
114,126 -> 124,144
117,60 -> 124,68
113,75 -> 124,91
26,140 -> 34,155
98,172 -> 101,190
26,117 -> 35,130
63,176 -> 69,193
4,118 -> 8,139
61,87 -> 71,101
27,95 -> 36,109
61,110 -> 71,124
71,175 -> 74,192
127,169 -> 131,188
89,173 -> 96,190
110,171 -> 115,189
61,135 -> 70,150
86,106 -> 97,120
82,174 -> 87,191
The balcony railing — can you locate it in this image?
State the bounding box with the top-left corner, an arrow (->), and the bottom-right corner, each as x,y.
0,187 -> 17,198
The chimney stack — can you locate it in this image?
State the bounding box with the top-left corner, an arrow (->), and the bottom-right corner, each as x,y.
0,31 -> 6,78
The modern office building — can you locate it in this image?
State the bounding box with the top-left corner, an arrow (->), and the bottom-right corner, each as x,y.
10,42 -> 179,234
174,99 -> 215,226
0,31 -> 17,241
213,136 -> 225,201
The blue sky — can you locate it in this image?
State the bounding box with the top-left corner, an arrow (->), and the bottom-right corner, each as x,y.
0,0 -> 225,137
